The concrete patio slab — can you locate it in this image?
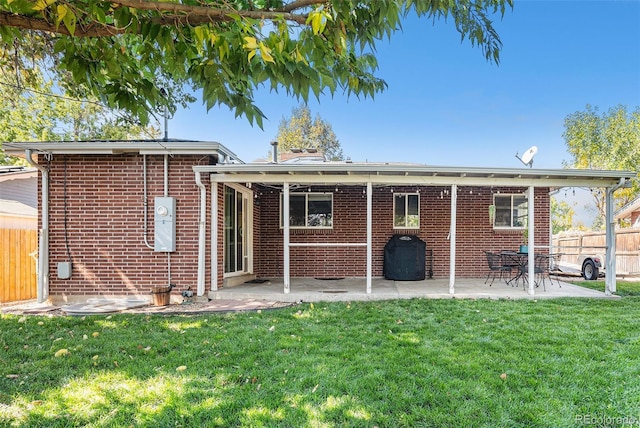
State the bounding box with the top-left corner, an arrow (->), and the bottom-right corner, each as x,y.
210,277 -> 615,302
1,277 -> 615,316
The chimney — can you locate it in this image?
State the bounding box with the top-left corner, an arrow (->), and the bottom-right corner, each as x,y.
270,140 -> 278,163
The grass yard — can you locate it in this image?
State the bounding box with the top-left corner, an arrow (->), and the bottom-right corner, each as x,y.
1,298 -> 640,427
571,279 -> 640,297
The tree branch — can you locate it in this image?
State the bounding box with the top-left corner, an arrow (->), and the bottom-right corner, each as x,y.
277,0 -> 330,13
110,0 -> 309,25
0,0 -> 318,38
0,11 -> 124,37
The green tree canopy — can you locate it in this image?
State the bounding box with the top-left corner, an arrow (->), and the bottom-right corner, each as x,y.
550,196 -> 575,235
563,104 -> 640,228
0,65 -> 160,165
0,0 -> 513,127
275,104 -> 343,161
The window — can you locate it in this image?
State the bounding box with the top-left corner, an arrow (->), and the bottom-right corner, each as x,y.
280,192 -> 333,228
494,194 -> 528,228
394,193 -> 419,228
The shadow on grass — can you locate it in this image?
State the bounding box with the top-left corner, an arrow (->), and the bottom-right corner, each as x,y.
2,298 -> 640,426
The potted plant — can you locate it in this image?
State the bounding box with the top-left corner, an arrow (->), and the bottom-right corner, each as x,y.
519,225 -> 528,253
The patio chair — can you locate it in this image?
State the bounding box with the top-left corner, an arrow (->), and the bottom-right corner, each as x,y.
535,254 -> 562,291
548,253 -> 563,288
534,254 -> 561,291
484,251 -> 512,286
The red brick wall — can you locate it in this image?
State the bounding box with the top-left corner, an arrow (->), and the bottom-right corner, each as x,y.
40,153 -> 551,298
253,185 -> 550,279
41,154 -> 210,298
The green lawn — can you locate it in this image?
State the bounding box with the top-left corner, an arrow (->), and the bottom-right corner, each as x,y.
2,298 -> 640,427
571,279 -> 640,297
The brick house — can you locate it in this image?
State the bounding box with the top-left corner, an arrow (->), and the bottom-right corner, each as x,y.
4,140 -> 635,302
0,166 -> 37,229
615,196 -> 640,227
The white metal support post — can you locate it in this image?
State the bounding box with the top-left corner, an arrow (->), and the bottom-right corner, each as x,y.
366,182 -> 372,294
527,186 -> 535,296
283,182 -> 290,294
605,186 -> 617,295
212,182 -> 218,291
449,184 -> 457,294
195,172 -> 206,296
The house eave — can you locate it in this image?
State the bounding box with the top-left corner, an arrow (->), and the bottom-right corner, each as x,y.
615,196 -> 640,220
194,163 -> 637,188
3,140 -> 244,163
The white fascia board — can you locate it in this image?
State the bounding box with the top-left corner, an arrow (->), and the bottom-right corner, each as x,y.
194,163 -> 636,185
201,169 -> 635,188
615,197 -> 640,220
3,141 -> 241,160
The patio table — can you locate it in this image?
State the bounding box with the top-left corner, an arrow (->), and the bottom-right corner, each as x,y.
502,252 -> 530,288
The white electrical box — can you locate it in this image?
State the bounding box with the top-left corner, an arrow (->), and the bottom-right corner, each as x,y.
57,262 -> 72,279
154,197 -> 176,252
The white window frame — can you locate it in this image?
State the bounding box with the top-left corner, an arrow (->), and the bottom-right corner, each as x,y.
393,193 -> 420,229
493,193 -> 528,230
280,192 -> 333,229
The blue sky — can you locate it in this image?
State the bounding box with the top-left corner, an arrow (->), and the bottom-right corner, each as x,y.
169,0 -> 640,170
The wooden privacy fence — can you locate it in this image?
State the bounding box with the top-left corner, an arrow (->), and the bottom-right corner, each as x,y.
552,227 -> 640,275
1,228 -> 38,303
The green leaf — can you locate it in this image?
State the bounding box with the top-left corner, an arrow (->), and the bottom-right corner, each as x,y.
259,42 -> 274,64
55,4 -> 67,27
32,0 -> 56,11
243,36 -> 258,50
62,11 -> 76,35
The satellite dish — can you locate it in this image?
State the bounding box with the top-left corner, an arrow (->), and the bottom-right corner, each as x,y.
515,146 -> 538,168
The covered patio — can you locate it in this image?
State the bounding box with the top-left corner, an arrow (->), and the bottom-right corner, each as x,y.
194,162 -> 636,299
210,276 -> 612,302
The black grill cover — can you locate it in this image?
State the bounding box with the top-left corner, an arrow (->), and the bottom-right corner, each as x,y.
384,235 -> 426,281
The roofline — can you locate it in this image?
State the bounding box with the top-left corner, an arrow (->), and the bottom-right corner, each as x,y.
3,140 -> 243,163
194,163 -> 637,188
615,196 -> 640,220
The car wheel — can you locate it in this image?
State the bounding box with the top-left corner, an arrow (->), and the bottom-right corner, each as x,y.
582,259 -> 599,280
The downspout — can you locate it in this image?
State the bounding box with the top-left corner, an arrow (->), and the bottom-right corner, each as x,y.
605,178 -> 628,295
164,154 -> 171,287
25,149 -> 49,303
195,171 -> 207,297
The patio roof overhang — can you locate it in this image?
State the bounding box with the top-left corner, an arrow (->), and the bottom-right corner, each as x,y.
194,163 -> 636,188
194,162 -> 636,299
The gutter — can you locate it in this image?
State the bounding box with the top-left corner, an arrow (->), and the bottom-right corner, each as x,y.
25,149 -> 49,303
195,171 -> 206,297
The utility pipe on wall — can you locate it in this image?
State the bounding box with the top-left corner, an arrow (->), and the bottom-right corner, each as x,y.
25,149 -> 49,303
164,154 -> 169,197
142,155 -> 154,249
164,154 -> 171,287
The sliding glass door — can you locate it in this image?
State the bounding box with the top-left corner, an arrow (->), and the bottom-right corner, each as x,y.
224,185 -> 252,276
